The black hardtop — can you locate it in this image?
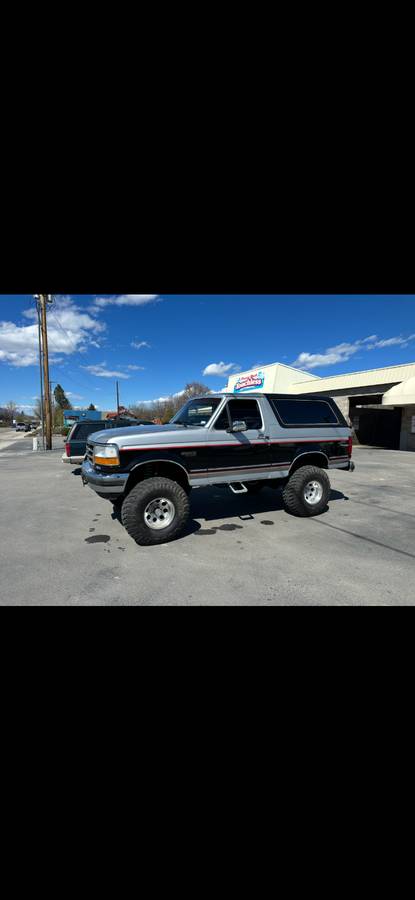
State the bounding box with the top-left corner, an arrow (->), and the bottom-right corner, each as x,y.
205,392 -> 348,427
200,391 -> 339,401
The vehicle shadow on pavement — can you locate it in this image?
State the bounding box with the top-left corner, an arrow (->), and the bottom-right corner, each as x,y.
190,486 -> 349,526
107,486 -> 349,543
72,467 -> 83,476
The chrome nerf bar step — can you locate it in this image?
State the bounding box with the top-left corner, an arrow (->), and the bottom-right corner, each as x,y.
229,483 -> 248,494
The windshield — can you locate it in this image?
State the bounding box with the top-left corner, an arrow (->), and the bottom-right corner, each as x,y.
170,398 -> 222,427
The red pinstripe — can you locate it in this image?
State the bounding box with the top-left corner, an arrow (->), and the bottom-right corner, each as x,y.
119,438 -> 349,452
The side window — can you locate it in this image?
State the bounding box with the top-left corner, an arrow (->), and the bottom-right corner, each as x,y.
228,400 -> 262,430
75,425 -> 90,440
214,405 -> 230,430
85,424 -> 101,438
76,424 -> 102,440
270,399 -> 339,426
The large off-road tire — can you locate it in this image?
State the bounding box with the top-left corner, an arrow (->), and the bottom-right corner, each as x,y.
121,477 -> 190,546
282,465 -> 330,517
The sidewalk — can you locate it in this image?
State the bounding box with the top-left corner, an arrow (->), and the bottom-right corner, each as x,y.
0,431 -> 30,452
0,432 -> 64,456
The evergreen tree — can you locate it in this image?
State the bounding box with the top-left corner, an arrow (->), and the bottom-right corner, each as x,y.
54,385 -> 72,410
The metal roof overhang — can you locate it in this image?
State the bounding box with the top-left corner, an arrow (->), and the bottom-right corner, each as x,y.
382,376 -> 415,407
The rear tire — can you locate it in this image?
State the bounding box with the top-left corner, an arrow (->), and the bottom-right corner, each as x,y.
121,477 -> 190,546
282,466 -> 330,517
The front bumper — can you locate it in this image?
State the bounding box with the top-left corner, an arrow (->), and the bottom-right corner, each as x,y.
81,459 -> 129,495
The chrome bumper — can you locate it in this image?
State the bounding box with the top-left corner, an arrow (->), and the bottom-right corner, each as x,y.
62,453 -> 85,465
81,459 -> 129,495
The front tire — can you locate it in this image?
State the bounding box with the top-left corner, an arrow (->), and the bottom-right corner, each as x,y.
121,477 -> 190,546
282,466 -> 330,517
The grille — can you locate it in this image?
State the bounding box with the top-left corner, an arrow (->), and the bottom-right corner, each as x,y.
86,443 -> 94,462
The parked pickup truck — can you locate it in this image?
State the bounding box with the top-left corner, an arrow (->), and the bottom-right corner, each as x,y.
81,392 -> 354,546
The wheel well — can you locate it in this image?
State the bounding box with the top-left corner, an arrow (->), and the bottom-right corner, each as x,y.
125,461 -> 190,496
289,452 -> 328,475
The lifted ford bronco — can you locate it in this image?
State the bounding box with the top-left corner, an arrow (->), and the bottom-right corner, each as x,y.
81,392 -> 354,546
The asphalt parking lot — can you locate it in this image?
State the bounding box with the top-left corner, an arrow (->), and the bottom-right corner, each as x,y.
1,437 -> 414,605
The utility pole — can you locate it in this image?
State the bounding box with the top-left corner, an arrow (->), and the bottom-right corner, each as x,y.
35,298 -> 45,450
38,294 -> 53,450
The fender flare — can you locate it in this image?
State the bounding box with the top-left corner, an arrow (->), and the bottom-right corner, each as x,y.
288,449 -> 329,476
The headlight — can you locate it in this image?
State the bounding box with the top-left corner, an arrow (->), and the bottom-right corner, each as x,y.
93,444 -> 120,467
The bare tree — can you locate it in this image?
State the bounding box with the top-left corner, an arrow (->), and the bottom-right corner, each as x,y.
182,382 -> 211,400
4,401 -> 18,423
33,398 -> 43,421
129,382 -> 212,426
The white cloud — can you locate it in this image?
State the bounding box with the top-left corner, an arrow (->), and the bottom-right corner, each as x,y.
366,335 -> 415,349
203,362 -> 241,377
66,392 -> 84,401
0,296 -> 106,368
126,365 -> 145,371
81,363 -> 130,379
135,390 -> 187,405
292,334 -> 415,371
131,341 -> 151,350
92,295 -> 160,312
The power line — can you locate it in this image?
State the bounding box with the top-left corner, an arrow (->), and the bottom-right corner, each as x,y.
48,307 -> 82,357
45,300 -> 120,413
47,305 -> 111,400
45,339 -> 96,398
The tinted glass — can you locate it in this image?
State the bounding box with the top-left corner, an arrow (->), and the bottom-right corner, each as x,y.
75,423 -> 104,440
171,398 -> 221,427
227,400 -> 262,430
270,399 -> 338,426
214,407 -> 230,430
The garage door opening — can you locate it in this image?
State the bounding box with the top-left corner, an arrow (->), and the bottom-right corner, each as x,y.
349,396 -> 402,449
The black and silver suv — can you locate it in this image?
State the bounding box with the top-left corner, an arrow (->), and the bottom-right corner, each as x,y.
81,392 -> 354,546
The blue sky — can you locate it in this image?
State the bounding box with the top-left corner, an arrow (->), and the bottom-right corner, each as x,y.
1,294 -> 414,413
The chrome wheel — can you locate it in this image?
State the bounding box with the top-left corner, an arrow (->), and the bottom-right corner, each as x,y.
304,480 -> 323,506
144,497 -> 175,530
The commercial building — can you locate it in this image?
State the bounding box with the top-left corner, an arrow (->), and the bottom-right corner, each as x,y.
227,361 -> 415,451
63,406 -> 138,427
63,409 -> 103,427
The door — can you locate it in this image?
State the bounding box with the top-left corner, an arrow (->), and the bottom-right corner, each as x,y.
207,398 -> 271,475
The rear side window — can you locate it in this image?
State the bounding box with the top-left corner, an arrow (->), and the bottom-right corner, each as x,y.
270,399 -> 339,426
74,423 -> 103,440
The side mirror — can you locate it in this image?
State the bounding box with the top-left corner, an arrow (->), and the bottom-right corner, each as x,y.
228,420 -> 248,433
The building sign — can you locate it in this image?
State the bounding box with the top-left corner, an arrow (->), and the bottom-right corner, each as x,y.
234,370 -> 265,393
411,416 -> 415,434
